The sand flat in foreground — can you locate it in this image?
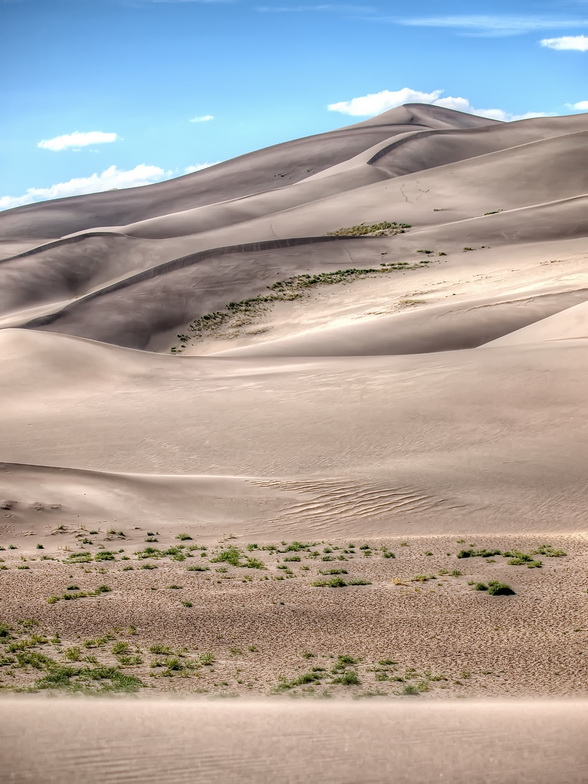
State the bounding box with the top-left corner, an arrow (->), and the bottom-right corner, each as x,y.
2,699 -> 588,783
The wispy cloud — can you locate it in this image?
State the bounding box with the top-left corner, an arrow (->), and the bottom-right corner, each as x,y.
540,34 -> 588,50
189,114 -> 214,122
393,15 -> 588,37
256,4 -> 374,12
567,100 -> 588,110
38,131 -> 120,152
0,164 -> 172,211
328,88 -> 548,122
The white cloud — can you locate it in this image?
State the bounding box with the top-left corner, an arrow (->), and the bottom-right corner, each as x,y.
37,131 -> 120,152
189,114 -> 214,123
568,100 -> 588,110
540,35 -> 588,51
328,88 -> 443,116
0,164 -> 172,211
395,15 -> 588,37
183,162 -> 221,173
327,88 -> 548,122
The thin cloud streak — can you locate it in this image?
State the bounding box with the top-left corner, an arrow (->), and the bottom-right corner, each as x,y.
390,15 -> 588,36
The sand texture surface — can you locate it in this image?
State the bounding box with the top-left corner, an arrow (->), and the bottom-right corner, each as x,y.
2,699 -> 588,783
0,104 -> 587,778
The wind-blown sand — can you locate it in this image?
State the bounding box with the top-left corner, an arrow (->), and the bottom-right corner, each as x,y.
0,103 -> 587,779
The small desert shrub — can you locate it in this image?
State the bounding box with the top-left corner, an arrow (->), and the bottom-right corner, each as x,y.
535,544 -> 566,557
487,581 -> 515,596
95,551 -> 116,561
211,547 -> 241,567
332,670 -> 361,686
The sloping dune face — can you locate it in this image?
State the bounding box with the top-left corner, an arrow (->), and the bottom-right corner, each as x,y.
0,105 -> 588,708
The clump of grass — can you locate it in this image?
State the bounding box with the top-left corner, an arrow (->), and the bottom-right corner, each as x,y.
535,544 -> 566,558
94,551 -> 116,562
331,654 -> 359,673
176,533 -> 192,541
487,581 -> 516,596
149,644 -> 173,655
211,547 -> 241,567
312,577 -> 371,588
475,581 -> 516,596
328,221 -> 411,237
243,557 -> 265,570
47,585 -> 111,604
457,549 -> 502,559
65,552 -> 92,563
34,665 -> 143,693
283,541 -> 313,552
332,670 -> 361,686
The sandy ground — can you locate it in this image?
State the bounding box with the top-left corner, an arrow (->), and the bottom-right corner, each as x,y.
0,533 -> 586,699
2,699 -> 588,783
0,103 -> 587,777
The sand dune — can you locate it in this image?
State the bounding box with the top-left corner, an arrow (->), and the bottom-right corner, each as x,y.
0,105 -> 587,721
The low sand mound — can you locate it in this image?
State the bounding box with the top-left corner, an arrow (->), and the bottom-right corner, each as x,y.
483,300 -> 588,346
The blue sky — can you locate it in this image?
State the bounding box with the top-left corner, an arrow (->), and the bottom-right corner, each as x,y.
1,0 -> 587,209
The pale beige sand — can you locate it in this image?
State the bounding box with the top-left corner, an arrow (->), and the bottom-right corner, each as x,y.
2,699 -> 588,783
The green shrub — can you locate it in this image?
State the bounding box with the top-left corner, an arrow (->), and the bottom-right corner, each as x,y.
332,670 -> 361,686
487,581 -> 515,596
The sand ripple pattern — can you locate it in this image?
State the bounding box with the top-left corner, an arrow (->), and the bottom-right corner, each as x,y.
253,478 -> 461,533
